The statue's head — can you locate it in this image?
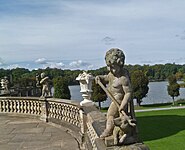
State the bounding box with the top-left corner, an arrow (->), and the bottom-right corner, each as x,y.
105,48 -> 125,74
105,48 -> 125,67
41,72 -> 45,78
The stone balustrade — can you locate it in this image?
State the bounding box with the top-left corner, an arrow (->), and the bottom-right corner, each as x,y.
0,97 -> 92,148
0,97 -> 81,128
0,97 -> 42,116
0,97 -> 115,150
47,98 -> 81,127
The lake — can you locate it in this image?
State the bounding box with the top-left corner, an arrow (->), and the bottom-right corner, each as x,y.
69,81 -> 185,107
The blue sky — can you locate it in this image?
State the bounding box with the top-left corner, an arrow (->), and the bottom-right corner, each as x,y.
0,0 -> 185,70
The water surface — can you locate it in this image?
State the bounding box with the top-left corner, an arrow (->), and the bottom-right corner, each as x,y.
69,81 -> 185,107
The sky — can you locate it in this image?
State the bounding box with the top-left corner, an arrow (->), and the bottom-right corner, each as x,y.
0,0 -> 185,70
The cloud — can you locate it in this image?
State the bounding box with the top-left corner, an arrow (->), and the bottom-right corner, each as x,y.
175,30 -> 185,40
102,36 -> 115,45
43,62 -> 65,69
1,0 -> 185,67
35,58 -> 66,69
69,60 -> 93,69
35,58 -> 48,64
5,64 -> 20,69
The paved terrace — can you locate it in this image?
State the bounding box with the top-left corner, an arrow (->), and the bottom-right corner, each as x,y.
0,114 -> 80,150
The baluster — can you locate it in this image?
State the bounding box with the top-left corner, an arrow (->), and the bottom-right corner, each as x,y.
69,106 -> 73,123
24,101 -> 27,113
39,102 -> 42,114
23,100 -> 26,113
0,101 -> 2,112
12,100 -> 16,113
61,105 -> 64,120
37,101 -> 39,114
64,105 -> 68,122
2,100 -> 5,112
50,103 -> 54,118
33,101 -> 36,114
19,101 -> 22,113
50,103 -> 53,118
59,104 -> 62,119
27,101 -> 30,114
68,106 -> 71,123
55,103 -> 59,119
23,100 -> 25,113
31,101 -> 34,114
15,100 -> 17,113
12,100 -> 15,113
52,103 -> 55,118
17,101 -> 20,113
32,101 -> 35,114
9,100 -> 12,113
54,104 -> 57,118
5,100 -> 9,112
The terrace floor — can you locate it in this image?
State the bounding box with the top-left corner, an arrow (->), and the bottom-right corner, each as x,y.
0,114 -> 80,150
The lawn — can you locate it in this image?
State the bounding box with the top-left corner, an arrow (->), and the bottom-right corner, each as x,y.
136,109 -> 185,150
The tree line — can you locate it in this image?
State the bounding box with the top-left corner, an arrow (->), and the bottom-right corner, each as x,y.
0,63 -> 184,106
1,63 -> 185,86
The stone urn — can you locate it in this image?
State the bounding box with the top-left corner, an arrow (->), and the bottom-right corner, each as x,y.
76,71 -> 94,106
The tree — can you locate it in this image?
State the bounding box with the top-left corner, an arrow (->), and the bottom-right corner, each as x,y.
53,77 -> 71,99
11,68 -> 30,83
91,81 -> 107,109
131,70 -> 149,106
175,72 -> 183,81
167,75 -> 180,105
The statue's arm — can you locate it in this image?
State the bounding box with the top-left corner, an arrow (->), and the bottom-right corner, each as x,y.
119,77 -> 132,112
95,75 -> 109,84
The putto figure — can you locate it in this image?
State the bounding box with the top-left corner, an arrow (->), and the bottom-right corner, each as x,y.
95,48 -> 138,145
40,72 -> 52,97
1,76 -> 10,94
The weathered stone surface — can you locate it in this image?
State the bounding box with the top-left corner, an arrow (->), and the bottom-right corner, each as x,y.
105,135 -> 115,147
0,114 -> 80,150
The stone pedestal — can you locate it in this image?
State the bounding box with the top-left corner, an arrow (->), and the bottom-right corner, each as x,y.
104,136 -> 149,150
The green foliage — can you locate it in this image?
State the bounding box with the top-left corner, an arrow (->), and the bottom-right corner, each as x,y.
0,69 -> 11,79
16,77 -> 36,88
11,68 -> 30,83
175,72 -> 183,80
53,77 -> 71,99
89,67 -> 108,76
131,70 -> 149,106
167,75 -> 180,104
91,81 -> 107,109
1,63 -> 185,88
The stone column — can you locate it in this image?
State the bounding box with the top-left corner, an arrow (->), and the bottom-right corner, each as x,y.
76,71 -> 94,106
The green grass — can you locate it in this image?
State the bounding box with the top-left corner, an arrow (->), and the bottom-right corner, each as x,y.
136,109 -> 185,150
101,101 -> 185,112
135,100 -> 185,110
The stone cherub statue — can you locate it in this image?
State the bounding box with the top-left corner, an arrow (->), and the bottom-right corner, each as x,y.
40,72 -> 52,97
1,76 -> 10,94
95,48 -> 138,146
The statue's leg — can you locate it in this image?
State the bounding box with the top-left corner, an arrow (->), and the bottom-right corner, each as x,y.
42,86 -> 46,97
100,102 -> 118,138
